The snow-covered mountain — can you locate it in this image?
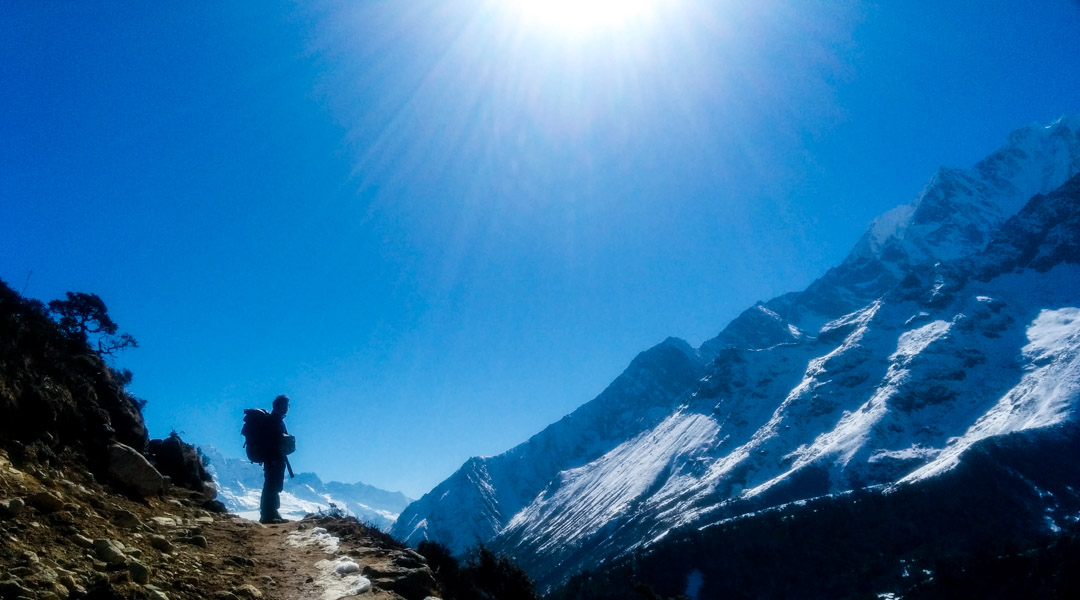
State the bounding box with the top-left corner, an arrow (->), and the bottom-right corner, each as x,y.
202,446 -> 412,530
390,116 -> 1080,585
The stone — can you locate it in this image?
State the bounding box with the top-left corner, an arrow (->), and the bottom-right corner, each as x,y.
106,443 -> 164,497
28,491 -> 65,513
93,539 -> 128,565
71,533 -> 94,548
179,535 -> 208,548
0,579 -> 34,598
363,564 -> 439,600
231,584 -> 263,600
151,516 -> 180,527
145,584 -> 170,600
127,561 -> 151,585
149,535 -> 175,553
225,556 -> 256,568
115,509 -> 144,529
58,574 -> 82,593
0,497 -> 25,518
214,593 -> 240,600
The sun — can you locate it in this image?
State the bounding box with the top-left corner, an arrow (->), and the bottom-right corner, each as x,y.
510,0 -> 662,35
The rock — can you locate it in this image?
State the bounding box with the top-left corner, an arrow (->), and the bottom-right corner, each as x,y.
214,593 -> 240,600
8,566 -> 34,578
58,574 -> 83,594
114,509 -> 144,529
151,516 -> 180,527
231,584 -> 263,600
71,533 -> 94,549
0,497 -> 25,518
148,434 -> 214,493
0,579 -> 34,598
106,443 -> 164,497
225,556 -> 256,568
363,564 -> 439,600
30,567 -> 58,584
144,584 -> 170,600
149,535 -> 175,553
93,539 -> 128,565
179,535 -> 208,548
28,491 -> 65,513
127,561 -> 151,585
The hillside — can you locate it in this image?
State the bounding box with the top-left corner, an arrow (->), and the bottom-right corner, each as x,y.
0,280 -> 441,600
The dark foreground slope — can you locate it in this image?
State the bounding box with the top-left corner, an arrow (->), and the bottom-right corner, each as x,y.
550,423 -> 1080,600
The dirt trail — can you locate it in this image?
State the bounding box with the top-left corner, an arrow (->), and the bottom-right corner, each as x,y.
227,519 -> 407,600
0,450 -> 437,600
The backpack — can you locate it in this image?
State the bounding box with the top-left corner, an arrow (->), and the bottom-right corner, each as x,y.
241,408 -> 276,463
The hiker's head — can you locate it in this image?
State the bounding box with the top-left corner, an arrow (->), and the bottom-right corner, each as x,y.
272,394 -> 290,416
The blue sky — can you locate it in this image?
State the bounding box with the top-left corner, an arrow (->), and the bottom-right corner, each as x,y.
2,0 -> 1078,498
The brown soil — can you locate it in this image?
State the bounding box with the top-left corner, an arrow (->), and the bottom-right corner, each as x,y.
0,448 -> 437,600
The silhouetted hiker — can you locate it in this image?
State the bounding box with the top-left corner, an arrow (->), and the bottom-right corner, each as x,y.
241,394 -> 295,524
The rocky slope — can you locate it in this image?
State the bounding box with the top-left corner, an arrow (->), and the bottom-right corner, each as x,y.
0,452 -> 438,600
391,116 -> 1080,586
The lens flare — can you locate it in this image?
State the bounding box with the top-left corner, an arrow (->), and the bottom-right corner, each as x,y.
510,0 -> 662,34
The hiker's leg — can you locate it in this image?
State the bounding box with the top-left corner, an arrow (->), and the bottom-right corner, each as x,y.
261,459 -> 286,522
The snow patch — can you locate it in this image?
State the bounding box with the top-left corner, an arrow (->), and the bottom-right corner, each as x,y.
286,526 -> 341,555
903,307 -> 1080,483
312,556 -> 373,600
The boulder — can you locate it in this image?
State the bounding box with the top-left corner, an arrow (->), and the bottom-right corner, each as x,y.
128,561 -> 151,585
0,497 -> 25,518
93,539 -> 128,565
231,584 -> 263,600
28,490 -> 65,513
362,564 -> 438,600
107,443 -> 164,497
149,534 -> 175,553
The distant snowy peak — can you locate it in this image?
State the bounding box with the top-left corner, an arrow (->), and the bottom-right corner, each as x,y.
858,114 -> 1080,264
202,446 -> 412,530
703,115 -> 1080,349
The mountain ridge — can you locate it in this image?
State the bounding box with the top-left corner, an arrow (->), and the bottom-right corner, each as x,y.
204,445 -> 412,530
391,115 -> 1080,587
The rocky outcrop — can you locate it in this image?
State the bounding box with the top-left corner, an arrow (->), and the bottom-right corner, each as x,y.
149,433 -> 216,500
108,442 -> 166,497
